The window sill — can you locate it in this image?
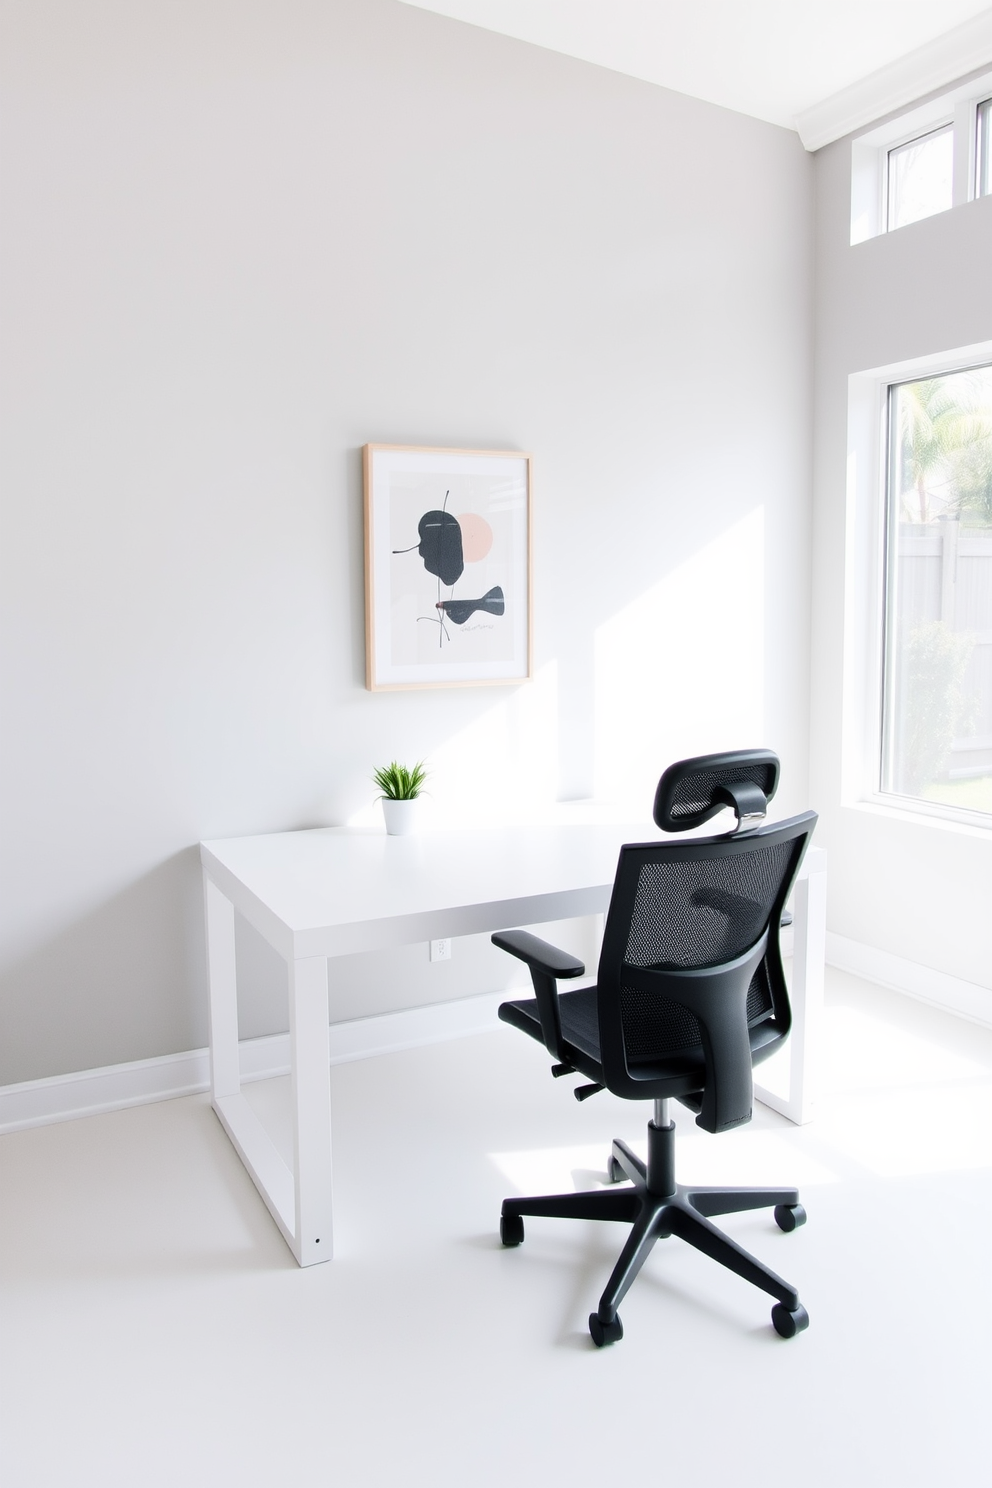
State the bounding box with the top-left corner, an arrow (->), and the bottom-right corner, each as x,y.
843,797 -> 992,839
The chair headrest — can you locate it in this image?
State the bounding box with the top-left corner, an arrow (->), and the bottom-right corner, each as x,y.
653,749 -> 780,835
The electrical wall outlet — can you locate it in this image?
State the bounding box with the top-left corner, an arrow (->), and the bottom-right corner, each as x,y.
429,938 -> 452,963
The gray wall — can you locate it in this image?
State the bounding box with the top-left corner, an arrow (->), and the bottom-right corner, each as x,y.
0,0 -> 814,1085
810,134 -> 992,991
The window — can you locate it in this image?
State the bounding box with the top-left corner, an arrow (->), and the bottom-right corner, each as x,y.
880,364 -> 992,818
978,97 -> 992,198
886,125 -> 953,230
850,68 -> 992,244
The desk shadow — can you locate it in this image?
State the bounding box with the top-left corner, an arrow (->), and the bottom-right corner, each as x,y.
0,1095 -> 299,1286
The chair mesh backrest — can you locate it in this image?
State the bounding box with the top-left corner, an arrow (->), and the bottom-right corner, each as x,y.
665,761 -> 778,825
624,839 -> 796,967
612,835 -> 803,1063
619,967 -> 774,1059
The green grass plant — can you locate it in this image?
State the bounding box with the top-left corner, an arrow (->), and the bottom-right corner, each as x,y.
921,774 -> 992,815
372,760 -> 428,800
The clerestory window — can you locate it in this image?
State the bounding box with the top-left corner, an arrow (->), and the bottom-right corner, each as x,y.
886,125 -> 953,230
850,69 -> 992,243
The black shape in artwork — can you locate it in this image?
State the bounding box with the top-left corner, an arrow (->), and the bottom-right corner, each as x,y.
436,586 -> 505,625
395,510 -> 464,586
395,491 -> 505,648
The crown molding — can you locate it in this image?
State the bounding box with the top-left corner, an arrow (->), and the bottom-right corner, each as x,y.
796,9 -> 992,151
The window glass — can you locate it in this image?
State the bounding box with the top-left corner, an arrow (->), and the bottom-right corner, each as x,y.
882,365 -> 992,817
886,125 -> 953,230
979,98 -> 991,198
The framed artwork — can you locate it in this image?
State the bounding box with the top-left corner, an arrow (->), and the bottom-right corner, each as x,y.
363,444 -> 532,691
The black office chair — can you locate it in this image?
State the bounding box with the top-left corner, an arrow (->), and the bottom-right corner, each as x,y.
491,749 -> 817,1345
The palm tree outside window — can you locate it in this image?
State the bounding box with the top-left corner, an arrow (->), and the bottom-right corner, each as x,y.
881,365 -> 992,817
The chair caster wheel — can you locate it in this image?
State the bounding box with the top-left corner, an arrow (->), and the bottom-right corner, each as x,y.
771,1302 -> 809,1338
774,1203 -> 806,1232
589,1312 -> 623,1347
500,1213 -> 524,1246
607,1155 -> 625,1184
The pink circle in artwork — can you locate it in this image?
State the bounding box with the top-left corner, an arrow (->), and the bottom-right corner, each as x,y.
456,512 -> 494,562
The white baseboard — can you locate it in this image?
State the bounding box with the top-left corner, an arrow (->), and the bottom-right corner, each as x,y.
6,942 -> 986,1137
0,991 -> 505,1136
0,1047 -> 211,1136
826,933 -> 991,1026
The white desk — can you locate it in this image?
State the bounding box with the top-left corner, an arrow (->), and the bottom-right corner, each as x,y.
200,823 -> 826,1267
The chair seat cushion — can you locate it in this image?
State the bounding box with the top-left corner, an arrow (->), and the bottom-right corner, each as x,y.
498,983 -> 782,1098
499,985 -> 602,1063
498,986 -> 708,1089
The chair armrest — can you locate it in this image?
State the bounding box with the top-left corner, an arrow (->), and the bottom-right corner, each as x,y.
491,929 -> 586,979
492,930 -> 585,1063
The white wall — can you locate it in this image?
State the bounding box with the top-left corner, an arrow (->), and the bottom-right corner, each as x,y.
810,131 -> 992,995
0,0 -> 814,1085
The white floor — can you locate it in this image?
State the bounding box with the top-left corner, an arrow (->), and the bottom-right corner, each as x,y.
1,969 -> 989,1488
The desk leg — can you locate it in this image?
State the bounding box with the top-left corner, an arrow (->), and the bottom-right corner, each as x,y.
753,852 -> 827,1126
204,876 -> 240,1101
205,872 -> 325,1265
786,855 -> 827,1125
289,955 -> 334,1266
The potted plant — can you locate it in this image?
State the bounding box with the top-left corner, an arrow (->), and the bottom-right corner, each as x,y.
372,760 -> 429,836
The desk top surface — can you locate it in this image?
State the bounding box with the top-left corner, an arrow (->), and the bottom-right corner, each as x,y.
202,819 -> 649,933
200,819 -> 825,960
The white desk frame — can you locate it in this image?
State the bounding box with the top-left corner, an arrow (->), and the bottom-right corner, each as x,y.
201,825 -> 826,1267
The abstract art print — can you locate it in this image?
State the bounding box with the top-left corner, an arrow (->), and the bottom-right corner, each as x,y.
364,445 -> 532,690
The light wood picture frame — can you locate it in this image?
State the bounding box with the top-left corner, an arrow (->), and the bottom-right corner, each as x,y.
363,444 -> 532,691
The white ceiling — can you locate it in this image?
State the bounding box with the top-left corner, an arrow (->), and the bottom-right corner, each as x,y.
399,1 -> 992,147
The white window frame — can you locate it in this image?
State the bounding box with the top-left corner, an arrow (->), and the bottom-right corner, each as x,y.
978,96 -> 992,197
885,122 -> 954,232
850,68 -> 992,244
843,340 -> 992,832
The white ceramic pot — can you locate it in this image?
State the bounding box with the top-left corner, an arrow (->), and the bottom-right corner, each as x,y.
381,797 -> 422,836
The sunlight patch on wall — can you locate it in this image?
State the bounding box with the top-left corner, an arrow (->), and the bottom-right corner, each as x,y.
593,509 -> 766,806
346,661 -> 560,829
